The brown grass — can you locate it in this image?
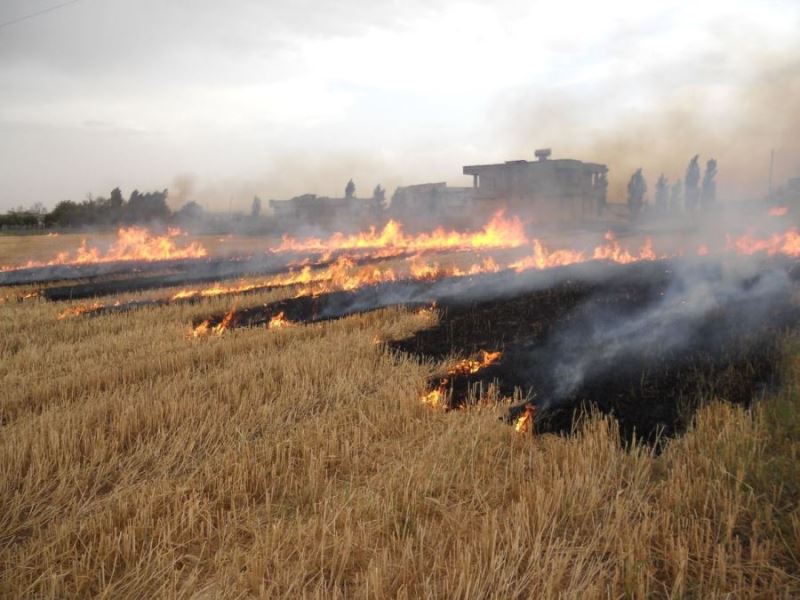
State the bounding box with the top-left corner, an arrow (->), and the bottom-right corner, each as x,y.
2,260 -> 800,598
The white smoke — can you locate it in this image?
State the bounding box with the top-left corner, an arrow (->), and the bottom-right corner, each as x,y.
544,257 -> 793,403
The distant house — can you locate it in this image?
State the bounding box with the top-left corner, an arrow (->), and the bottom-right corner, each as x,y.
268,193 -> 382,229
388,182 -> 475,226
268,149 -> 610,231
462,149 -> 609,224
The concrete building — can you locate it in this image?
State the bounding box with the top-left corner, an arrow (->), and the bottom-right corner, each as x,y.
269,194 -> 382,229
268,149 -> 609,230
462,149 -> 608,224
388,183 -> 476,228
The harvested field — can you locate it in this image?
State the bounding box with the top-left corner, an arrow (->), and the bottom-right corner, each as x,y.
2,231 -> 800,598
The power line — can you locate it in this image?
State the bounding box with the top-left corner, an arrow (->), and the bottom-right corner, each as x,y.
0,0 -> 84,31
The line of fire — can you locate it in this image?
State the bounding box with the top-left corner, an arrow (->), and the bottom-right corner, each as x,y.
3,146 -> 800,442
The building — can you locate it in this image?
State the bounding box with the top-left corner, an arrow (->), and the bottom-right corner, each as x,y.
268,150 -> 609,230
463,148 -> 608,224
269,193 -> 383,229
388,183 -> 477,229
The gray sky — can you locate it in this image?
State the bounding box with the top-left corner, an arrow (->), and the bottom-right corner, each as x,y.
1,0 -> 798,211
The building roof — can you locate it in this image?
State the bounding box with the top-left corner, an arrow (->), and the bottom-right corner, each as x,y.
463,157 -> 607,176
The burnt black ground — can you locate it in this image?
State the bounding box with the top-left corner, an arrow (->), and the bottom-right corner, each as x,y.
392,262 -> 800,443
0,255 -> 214,287
37,254 -> 312,300
39,251 -> 424,301
191,256 -> 800,443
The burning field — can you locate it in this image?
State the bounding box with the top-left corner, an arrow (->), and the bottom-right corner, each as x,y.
3,213 -> 800,597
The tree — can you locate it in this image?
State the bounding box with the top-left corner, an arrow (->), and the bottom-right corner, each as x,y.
29,202 -> 47,215
670,180 -> 683,213
627,168 -> 647,219
45,200 -> 80,227
109,187 -> 124,209
655,174 -> 669,212
0,207 -> 39,228
345,179 -> 356,199
125,189 -> 170,223
702,159 -> 717,207
176,201 -> 203,221
684,155 -> 701,210
251,196 -> 262,218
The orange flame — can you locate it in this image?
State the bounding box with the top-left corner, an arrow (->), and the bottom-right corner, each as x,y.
173,255 -> 401,302
514,404 -> 536,434
419,350 -> 502,408
511,232 -> 661,272
192,304 -> 236,337
192,320 -> 211,338
409,256 -> 501,280
510,228 -> 800,274
510,239 -> 585,272
171,265 -> 316,301
592,232 -> 657,263
57,301 -> 103,320
729,229 -> 800,257
447,350 -> 503,376
421,383 -> 447,408
277,211 -> 527,254
267,311 -> 293,330
2,227 -> 207,272
212,307 -> 236,335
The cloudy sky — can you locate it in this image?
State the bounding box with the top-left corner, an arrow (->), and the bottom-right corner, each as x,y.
0,0 -> 798,211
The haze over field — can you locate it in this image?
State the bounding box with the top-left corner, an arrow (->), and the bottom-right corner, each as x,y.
0,0 -> 798,210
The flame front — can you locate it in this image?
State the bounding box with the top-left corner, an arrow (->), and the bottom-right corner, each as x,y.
510,233 -> 660,273
57,301 -> 104,320
172,265 -> 316,301
728,229 -> 800,257
2,227 -> 207,272
171,255 -> 401,303
193,305 -> 236,337
277,211 -> 527,254
192,320 -> 211,338
43,221 -> 800,327
267,311 -> 293,330
514,404 -> 536,434
409,256 -> 501,280
421,380 -> 448,408
419,350 -> 502,408
447,350 -> 503,376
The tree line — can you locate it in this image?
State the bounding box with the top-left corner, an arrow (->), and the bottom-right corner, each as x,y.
0,188 -> 206,229
626,155 -> 718,219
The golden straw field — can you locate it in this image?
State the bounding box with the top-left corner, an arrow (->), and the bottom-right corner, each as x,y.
2,235 -> 800,598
